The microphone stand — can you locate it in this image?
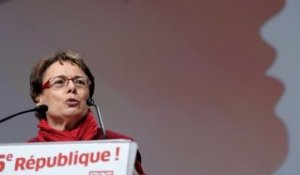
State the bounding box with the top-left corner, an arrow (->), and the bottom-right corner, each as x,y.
0,105 -> 48,124
87,99 -> 106,139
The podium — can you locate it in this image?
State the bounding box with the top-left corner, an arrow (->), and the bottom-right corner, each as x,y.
0,139 -> 137,175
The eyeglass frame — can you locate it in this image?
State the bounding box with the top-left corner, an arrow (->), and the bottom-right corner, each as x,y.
41,75 -> 91,90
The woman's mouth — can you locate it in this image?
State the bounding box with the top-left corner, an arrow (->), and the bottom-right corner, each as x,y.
66,99 -> 80,106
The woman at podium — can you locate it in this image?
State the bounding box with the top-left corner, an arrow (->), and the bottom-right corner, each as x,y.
27,49 -> 145,175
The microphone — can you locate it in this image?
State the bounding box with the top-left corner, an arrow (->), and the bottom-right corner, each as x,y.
87,98 -> 106,139
0,104 -> 48,124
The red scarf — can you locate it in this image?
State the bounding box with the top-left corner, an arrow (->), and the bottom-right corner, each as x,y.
36,111 -> 98,141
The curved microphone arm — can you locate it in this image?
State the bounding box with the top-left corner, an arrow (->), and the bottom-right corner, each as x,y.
87,98 -> 106,139
0,105 -> 48,124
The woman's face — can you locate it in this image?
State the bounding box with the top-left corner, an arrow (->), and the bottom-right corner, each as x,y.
36,61 -> 90,130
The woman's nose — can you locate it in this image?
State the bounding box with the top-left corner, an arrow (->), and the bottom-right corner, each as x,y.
67,80 -> 77,93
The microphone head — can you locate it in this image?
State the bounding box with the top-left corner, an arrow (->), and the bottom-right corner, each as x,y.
87,98 -> 95,106
35,104 -> 48,114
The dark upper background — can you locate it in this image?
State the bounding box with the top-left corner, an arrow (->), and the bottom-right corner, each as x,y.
0,0 -> 292,174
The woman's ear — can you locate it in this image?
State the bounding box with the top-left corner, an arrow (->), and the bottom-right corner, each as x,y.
35,95 -> 42,104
